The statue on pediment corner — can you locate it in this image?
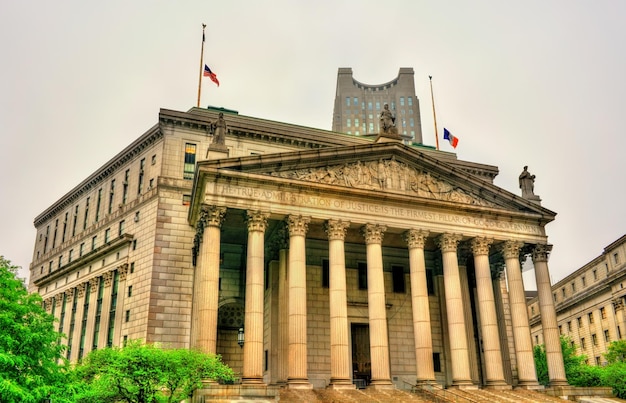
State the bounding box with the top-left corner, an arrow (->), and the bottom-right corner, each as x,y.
210,112 -> 227,146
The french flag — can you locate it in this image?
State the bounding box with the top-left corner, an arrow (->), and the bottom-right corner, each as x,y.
443,128 -> 459,148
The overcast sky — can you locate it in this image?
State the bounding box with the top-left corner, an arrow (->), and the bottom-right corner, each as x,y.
1,1 -> 624,289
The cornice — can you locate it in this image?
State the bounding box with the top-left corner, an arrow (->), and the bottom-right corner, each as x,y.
34,125 -> 163,226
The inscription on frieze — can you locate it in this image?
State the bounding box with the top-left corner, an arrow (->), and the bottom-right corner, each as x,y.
217,184 -> 542,235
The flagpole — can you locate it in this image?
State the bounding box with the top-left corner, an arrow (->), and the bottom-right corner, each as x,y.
196,23 -> 206,108
429,75 -> 440,150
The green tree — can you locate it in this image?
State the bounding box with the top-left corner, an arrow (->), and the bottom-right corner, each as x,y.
0,256 -> 68,403
605,339 -> 626,364
533,335 -> 599,386
74,340 -> 236,403
601,340 -> 626,399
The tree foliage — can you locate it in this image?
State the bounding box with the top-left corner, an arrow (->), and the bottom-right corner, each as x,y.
0,256 -> 68,403
533,335 -> 598,386
73,340 -> 236,403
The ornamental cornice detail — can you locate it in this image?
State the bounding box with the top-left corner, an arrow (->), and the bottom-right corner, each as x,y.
271,157 -> 495,207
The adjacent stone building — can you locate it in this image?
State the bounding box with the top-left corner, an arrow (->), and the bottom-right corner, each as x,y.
29,104 -> 566,393
332,67 -> 423,144
529,234 -> 626,366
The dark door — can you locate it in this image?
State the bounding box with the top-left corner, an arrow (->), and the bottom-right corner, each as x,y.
351,323 -> 371,386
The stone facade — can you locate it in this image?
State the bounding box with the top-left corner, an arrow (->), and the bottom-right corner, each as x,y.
31,105 -> 565,393
529,234 -> 626,366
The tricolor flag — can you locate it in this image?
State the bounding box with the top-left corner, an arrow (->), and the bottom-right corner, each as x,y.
204,65 -> 220,87
443,128 -> 459,148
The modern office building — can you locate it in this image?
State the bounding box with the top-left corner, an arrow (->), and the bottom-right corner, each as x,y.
332,68 -> 423,144
29,100 -> 567,394
529,235 -> 626,366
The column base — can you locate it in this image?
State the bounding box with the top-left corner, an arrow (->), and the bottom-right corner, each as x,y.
241,377 -> 265,385
548,380 -> 569,387
368,379 -> 395,390
515,381 -> 544,390
287,378 -> 313,390
484,381 -> 512,390
327,380 -> 356,390
449,381 -> 478,390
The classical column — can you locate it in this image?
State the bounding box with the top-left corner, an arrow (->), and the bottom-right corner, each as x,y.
325,220 -> 354,389
70,282 -> 87,362
404,229 -> 436,385
191,205 -> 226,353
501,241 -> 539,387
112,264 -> 129,345
438,234 -> 473,387
532,244 -> 568,386
613,299 -> 625,340
97,271 -> 114,349
82,277 -> 100,357
287,215 -> 312,389
470,237 -> 508,388
62,288 -> 75,352
362,224 -> 393,388
242,210 -> 269,385
277,227 -> 289,384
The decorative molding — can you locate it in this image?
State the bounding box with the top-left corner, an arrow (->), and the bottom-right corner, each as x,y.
89,277 -> 99,293
271,157 -> 495,207
103,271 -> 114,287
76,282 -> 86,298
118,263 -> 129,281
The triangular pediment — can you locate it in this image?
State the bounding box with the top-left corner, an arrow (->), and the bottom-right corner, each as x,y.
197,142 -> 555,220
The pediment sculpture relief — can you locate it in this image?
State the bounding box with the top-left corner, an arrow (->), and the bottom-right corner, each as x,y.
270,157 -> 495,207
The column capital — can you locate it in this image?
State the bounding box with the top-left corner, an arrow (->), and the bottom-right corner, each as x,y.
470,237 -> 493,256
286,215 -> 310,237
362,223 -> 387,245
89,277 -> 99,293
613,298 -> 624,311
200,205 -> 228,228
436,233 -> 462,253
118,263 -> 129,281
43,298 -> 52,311
55,293 -> 64,307
501,240 -> 524,260
325,220 -> 350,241
247,210 -> 270,233
103,271 -> 114,287
531,244 -> 552,263
404,229 -> 429,249
76,282 -> 87,298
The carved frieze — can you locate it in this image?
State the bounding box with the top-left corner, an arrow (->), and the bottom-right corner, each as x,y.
271,157 -> 495,207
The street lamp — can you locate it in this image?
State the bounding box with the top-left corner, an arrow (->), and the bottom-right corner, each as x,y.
237,327 -> 244,348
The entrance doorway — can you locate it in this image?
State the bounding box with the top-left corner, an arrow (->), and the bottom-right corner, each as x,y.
351,323 -> 371,386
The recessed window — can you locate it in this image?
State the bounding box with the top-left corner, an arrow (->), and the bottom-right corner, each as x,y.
184,143 -> 197,180
605,329 -> 610,342
104,228 -> 111,244
433,353 -> 441,372
357,262 -> 367,290
151,154 -> 156,165
322,259 -> 329,288
125,310 -> 130,322
392,266 -> 405,293
128,285 -> 132,297
589,312 -> 594,324
581,337 -> 586,349
601,307 -> 607,319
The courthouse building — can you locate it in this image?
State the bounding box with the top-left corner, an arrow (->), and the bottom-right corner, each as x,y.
29,100 -> 567,391
529,234 -> 626,366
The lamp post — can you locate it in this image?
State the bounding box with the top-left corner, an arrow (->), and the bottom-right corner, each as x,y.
237,327 -> 244,348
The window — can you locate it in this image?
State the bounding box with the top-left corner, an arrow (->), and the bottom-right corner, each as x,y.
535,335 -> 539,345
183,144 -> 197,180
588,312 -> 594,324
72,205 -> 79,237
108,179 -> 115,214
559,325 -> 562,335
79,242 -> 85,257
91,236 -> 97,251
95,188 -> 102,222
48,261 -> 53,273
52,219 -> 58,249
433,353 -> 441,372
151,154 -> 156,165
68,249 -> 73,263
345,97 -> 350,106
605,329 -> 610,342
426,268 -> 435,295
392,266 -> 405,293
183,195 -> 191,206
531,306 -> 535,315
596,356 -> 601,365
571,282 -> 576,293
593,269 -> 598,280
408,96 -> 413,106
577,317 -> 582,328
130,262 -> 135,273
353,97 -> 358,106
138,158 -> 145,194
567,321 -> 572,332
582,276 -> 586,287
592,333 -> 598,345
118,220 -> 125,237
400,97 -> 405,106
104,228 -> 111,244
562,288 -> 566,298
62,212 -> 68,243
58,255 -> 62,269
128,285 -> 132,298
125,310 -> 130,322
357,262 -> 367,290
581,337 -> 586,349
322,259 -> 329,288
601,307 -> 607,319
346,118 -> 351,127
123,169 -> 129,204
615,253 -> 621,265
84,197 -> 90,230
132,239 -> 137,251
375,101 -> 380,110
